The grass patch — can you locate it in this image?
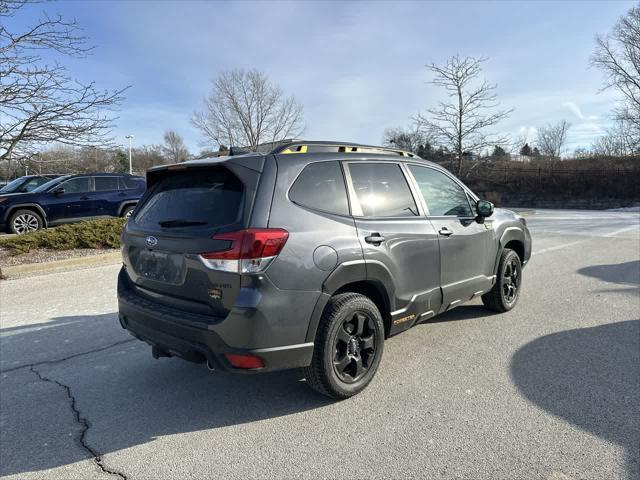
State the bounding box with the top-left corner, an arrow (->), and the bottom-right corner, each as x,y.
0,218 -> 126,254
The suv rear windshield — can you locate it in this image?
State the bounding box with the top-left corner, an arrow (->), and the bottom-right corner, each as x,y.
133,168 -> 244,229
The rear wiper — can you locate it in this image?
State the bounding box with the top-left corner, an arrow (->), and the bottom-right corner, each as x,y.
158,219 -> 209,228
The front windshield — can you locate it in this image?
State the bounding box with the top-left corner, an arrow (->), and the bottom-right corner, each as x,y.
0,177 -> 27,193
32,175 -> 70,193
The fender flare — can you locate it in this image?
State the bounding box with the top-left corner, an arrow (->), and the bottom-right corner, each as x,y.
4,203 -> 48,226
304,259 -> 397,342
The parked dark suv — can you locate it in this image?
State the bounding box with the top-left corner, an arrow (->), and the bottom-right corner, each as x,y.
0,173 -> 145,234
0,174 -> 61,194
118,141 -> 531,399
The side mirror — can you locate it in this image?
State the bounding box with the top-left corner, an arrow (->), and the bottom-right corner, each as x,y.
53,186 -> 65,195
477,200 -> 494,218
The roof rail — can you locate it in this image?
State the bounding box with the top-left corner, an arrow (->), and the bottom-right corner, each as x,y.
271,140 -> 417,158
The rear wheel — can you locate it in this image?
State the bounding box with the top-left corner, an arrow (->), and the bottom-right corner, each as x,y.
482,248 -> 522,312
304,293 -> 384,399
9,209 -> 43,235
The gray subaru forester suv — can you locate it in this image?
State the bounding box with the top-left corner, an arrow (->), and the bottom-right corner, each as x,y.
118,141 -> 531,399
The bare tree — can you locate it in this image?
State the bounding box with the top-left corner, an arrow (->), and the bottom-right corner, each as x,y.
192,69 -> 304,151
162,130 -> 190,163
382,125 -> 433,154
535,120 -> 571,159
415,55 -> 512,175
592,120 -> 639,156
591,5 -> 640,141
0,1 -> 127,173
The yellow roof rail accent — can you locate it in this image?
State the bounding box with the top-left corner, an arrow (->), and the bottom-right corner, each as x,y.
281,145 -> 308,154
277,142 -> 416,158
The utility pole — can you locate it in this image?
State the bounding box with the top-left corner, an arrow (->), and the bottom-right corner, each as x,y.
126,135 -> 134,174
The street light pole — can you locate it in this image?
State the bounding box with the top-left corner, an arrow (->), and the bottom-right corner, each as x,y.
125,135 -> 134,174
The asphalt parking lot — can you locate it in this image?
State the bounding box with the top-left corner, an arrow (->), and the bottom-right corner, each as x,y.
1,209 -> 638,479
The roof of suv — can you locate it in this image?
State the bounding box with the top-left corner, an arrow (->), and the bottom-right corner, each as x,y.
164,141 -> 437,173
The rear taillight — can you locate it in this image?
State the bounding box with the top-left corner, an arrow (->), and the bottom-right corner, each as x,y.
199,228 -> 289,273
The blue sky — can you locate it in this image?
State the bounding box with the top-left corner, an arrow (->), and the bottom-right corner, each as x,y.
10,0 -> 634,154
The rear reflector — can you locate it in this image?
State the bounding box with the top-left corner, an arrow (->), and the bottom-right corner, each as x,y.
224,353 -> 264,369
199,228 -> 289,273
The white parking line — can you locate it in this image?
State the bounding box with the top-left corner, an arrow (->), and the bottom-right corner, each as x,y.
532,224 -> 638,256
532,240 -> 586,256
603,225 -> 640,237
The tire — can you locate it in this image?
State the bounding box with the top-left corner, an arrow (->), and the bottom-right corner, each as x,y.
121,205 -> 135,219
304,293 -> 385,399
9,209 -> 43,235
482,248 -> 522,313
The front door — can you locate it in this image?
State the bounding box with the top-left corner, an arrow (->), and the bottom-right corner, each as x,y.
405,164 -> 496,311
345,161 -> 441,333
46,176 -> 94,223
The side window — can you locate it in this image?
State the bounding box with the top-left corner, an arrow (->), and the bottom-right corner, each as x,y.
120,176 -> 144,190
348,163 -> 418,217
61,177 -> 91,194
408,165 -> 474,217
289,161 -> 349,215
95,176 -> 119,191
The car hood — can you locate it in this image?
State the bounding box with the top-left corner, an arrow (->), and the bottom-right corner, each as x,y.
0,191 -> 41,203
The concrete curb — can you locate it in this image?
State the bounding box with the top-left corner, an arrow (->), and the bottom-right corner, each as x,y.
1,251 -> 121,280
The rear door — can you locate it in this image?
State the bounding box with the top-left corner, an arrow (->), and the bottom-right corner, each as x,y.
123,164 -> 255,318
93,176 -> 122,216
344,161 -> 441,333
405,164 -> 496,311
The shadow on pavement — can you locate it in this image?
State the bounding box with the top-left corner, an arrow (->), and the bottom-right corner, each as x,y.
578,260 -> 640,287
0,313 -> 334,477
511,320 -> 640,479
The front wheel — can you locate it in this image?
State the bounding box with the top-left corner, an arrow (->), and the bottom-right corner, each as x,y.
121,205 -> 135,219
9,209 -> 43,235
304,293 -> 385,399
482,248 -> 522,312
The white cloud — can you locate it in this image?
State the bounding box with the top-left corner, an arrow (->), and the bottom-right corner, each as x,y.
563,101 -> 599,121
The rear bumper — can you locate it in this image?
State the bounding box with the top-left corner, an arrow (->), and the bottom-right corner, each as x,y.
117,268 -> 314,372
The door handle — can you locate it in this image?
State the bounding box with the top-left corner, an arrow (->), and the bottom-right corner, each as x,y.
438,227 -> 453,237
80,195 -> 89,201
365,233 -> 385,245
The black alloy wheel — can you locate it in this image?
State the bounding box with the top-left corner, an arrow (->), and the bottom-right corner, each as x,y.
333,311 -> 378,383
502,256 -> 521,304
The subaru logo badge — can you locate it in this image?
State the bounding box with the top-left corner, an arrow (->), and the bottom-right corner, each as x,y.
145,236 -> 158,247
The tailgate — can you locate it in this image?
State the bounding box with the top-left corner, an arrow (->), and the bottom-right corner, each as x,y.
122,164 -> 258,317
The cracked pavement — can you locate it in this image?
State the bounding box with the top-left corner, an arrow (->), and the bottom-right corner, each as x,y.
1,209 -> 639,479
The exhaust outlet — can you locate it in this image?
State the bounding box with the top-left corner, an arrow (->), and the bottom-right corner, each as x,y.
152,346 -> 171,359
206,360 -> 215,371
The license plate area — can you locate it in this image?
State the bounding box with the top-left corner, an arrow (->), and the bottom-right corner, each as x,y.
135,249 -> 186,285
